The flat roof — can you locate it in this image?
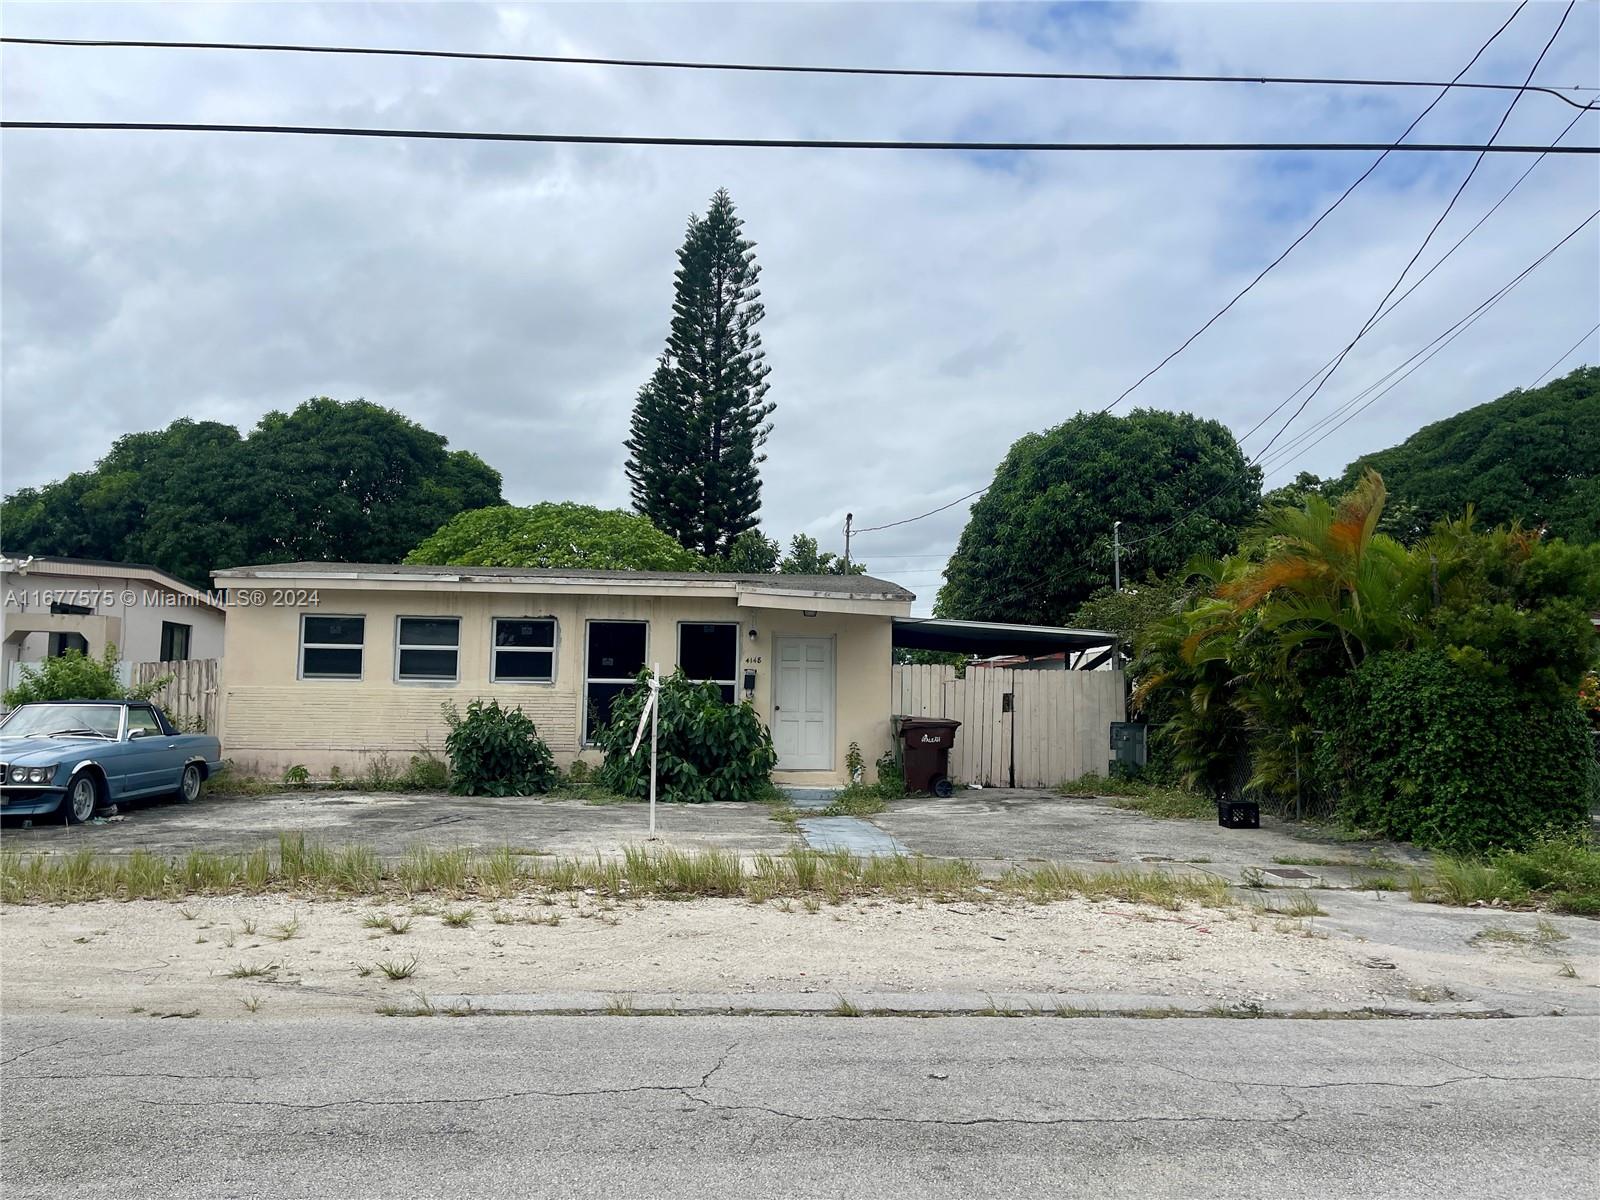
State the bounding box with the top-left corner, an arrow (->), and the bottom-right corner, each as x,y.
213,561 -> 915,602
0,552 -> 223,611
892,616 -> 1117,657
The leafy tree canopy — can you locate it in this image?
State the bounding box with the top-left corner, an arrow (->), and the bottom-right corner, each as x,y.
937,408 -> 1261,624
1331,365 -> 1599,542
406,503 -> 702,571
712,530 -> 865,575
0,398 -> 502,586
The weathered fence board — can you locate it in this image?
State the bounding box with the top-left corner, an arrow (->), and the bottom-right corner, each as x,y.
133,658 -> 221,733
890,664 -> 1125,788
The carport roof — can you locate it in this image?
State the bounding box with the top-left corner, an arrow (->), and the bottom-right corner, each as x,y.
892,617 -> 1117,658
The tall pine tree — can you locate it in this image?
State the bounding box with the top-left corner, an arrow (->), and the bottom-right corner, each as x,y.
625,189 -> 774,558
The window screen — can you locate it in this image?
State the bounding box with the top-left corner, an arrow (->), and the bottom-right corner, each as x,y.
679,623 -> 738,704
493,618 -> 556,682
585,621 -> 648,740
396,617 -> 460,681
301,615 -> 364,679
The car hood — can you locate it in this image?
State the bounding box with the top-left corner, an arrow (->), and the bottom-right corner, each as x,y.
0,735 -> 112,766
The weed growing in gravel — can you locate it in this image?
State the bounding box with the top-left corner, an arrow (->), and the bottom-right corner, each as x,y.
241,995 -> 264,1013
834,996 -> 864,1017
377,955 -> 420,980
227,962 -> 278,979
441,907 -> 476,928
1255,894 -> 1326,918
269,914 -> 301,941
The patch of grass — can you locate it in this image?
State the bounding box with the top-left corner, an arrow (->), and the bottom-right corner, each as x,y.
1557,962 -> 1578,979
1064,773 -> 1214,820
441,907 -> 476,928
240,994 -> 264,1013
833,996 -> 864,1017
1256,893 -> 1326,918
1239,867 -> 1269,890
604,994 -> 635,1016
376,955 -> 420,981
819,790 -> 888,818
1,841 -> 1238,913
226,961 -> 279,979
1409,838 -> 1600,914
177,903 -> 201,920
1271,855 -> 1346,868
238,917 -> 257,936
269,914 -> 301,941
1356,873 -> 1399,892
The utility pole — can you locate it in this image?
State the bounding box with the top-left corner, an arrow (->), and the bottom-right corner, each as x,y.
843,512 -> 853,571
1113,520 -> 1122,592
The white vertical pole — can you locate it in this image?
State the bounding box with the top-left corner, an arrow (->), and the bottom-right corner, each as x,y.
648,662 -> 660,838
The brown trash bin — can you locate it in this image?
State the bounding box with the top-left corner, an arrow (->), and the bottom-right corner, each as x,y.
896,716 -> 961,797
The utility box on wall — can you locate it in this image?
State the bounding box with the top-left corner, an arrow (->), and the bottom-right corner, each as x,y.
1108,722 -> 1148,776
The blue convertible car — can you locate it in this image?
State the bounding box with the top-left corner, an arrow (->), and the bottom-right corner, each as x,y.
0,699 -> 223,823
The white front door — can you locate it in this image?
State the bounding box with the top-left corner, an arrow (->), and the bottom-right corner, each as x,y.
773,636 -> 834,771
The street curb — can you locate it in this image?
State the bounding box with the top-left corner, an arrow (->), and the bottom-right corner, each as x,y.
418,990 -> 1599,1019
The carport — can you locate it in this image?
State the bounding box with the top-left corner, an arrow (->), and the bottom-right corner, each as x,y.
890,618 -> 1125,788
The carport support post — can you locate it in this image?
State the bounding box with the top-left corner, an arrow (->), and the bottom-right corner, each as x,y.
649,662 -> 660,838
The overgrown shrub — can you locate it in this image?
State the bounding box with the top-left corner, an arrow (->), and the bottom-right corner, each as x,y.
1311,649 -> 1596,852
441,699 -> 556,796
595,671 -> 777,803
2,645 -> 170,708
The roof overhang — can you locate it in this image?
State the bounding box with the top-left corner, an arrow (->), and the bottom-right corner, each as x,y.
892,617 -> 1118,659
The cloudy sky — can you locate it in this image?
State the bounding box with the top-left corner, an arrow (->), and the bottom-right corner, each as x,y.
3,2 -> 1597,612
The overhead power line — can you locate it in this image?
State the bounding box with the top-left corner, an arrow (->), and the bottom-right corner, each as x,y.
5,120 -> 1595,154
1123,204 -> 1599,546
1093,0 -> 1544,420
853,2 -> 1554,539
1250,0 -> 1578,462
1529,321 -> 1600,388
4,35 -> 1596,109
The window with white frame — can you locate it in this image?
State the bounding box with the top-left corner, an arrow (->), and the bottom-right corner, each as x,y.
492,617 -> 557,683
585,621 -> 647,741
679,622 -> 739,703
300,615 -> 365,679
395,616 -> 460,682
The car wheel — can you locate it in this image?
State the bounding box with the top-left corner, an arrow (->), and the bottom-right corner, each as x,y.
178,763 -> 203,803
61,773 -> 100,825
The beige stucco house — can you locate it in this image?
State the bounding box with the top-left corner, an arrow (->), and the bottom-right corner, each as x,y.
2,554 -> 226,688
212,562 -> 914,787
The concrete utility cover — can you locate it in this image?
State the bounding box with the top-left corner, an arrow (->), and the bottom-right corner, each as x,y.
1262,867 -> 1317,888
798,816 -> 908,857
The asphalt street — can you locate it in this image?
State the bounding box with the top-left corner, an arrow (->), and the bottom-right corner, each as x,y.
3,1014 -> 1595,1200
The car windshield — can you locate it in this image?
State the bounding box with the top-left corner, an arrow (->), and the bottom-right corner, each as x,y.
0,703 -> 122,739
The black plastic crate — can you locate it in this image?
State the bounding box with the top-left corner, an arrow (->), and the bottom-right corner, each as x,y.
1217,801 -> 1260,830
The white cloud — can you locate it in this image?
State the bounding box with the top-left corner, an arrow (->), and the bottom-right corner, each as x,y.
2,1 -> 1596,613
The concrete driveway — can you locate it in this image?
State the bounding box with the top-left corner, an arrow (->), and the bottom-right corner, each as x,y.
1,785 -> 1427,883
875,790 -> 1432,880
0,789 -> 792,859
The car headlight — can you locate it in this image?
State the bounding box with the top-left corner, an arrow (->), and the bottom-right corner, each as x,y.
7,766 -> 25,784
28,767 -> 52,784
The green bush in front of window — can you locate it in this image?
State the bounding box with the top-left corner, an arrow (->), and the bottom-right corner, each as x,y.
441,699 -> 557,797
595,670 -> 777,804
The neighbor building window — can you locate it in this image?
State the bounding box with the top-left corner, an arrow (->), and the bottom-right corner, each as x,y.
299,615 -> 365,680
585,620 -> 647,741
492,618 -> 556,683
679,622 -> 739,704
159,621 -> 191,662
395,617 -> 460,682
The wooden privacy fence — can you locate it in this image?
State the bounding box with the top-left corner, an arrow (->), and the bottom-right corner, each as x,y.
891,664 -> 1126,788
133,658 -> 221,733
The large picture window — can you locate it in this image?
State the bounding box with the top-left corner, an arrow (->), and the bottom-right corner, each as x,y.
679,622 -> 739,704
585,621 -> 647,741
396,617 -> 460,682
493,618 -> 557,683
300,615 -> 365,680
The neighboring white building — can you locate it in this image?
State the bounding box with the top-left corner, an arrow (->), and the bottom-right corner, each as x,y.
1,554 -> 226,684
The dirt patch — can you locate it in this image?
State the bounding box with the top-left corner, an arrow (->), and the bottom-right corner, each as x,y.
2,893 -> 1445,1018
